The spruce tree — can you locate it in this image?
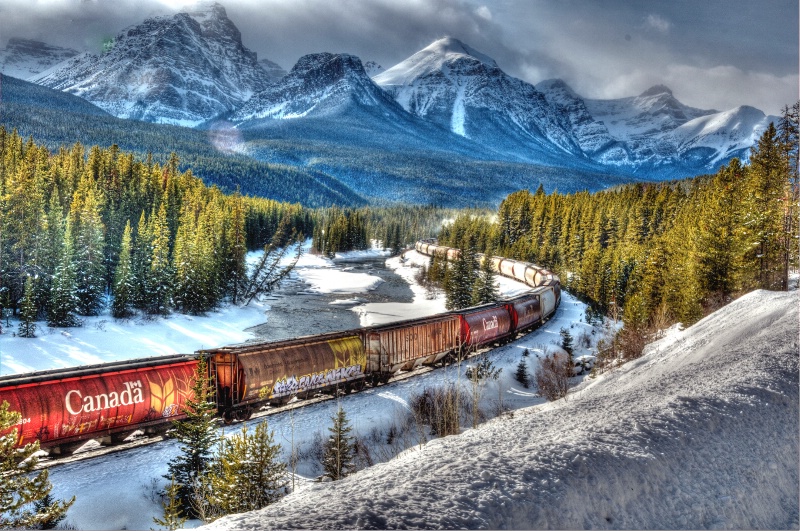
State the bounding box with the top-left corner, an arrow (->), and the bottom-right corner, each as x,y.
206,422 -> 286,517
515,357 -> 530,388
48,221 -> 80,327
17,275 -> 37,338
472,248 -> 499,305
111,221 -> 135,319
0,401 -> 74,528
445,241 -> 478,311
165,357 -> 218,518
152,476 -> 187,531
147,202 -> 173,316
322,405 -> 356,481
71,184 -> 106,316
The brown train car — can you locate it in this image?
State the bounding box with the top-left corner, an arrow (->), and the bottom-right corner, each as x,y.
0,354 -> 197,451
204,331 -> 367,413
458,305 -> 512,348
366,315 -> 461,375
506,293 -> 542,331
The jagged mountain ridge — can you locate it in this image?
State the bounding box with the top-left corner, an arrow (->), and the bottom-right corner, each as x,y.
6,0 -> 777,189
32,2 -> 279,126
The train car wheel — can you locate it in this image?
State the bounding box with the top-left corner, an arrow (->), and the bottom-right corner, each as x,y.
222,409 -> 235,425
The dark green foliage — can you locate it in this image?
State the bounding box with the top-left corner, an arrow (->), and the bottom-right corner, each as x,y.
465,354 -> 501,381
0,401 -> 74,529
560,328 -> 574,356
515,357 -> 530,388
17,276 -> 37,338
322,406 -> 356,481
165,357 -> 218,519
111,222 -> 134,319
472,246 -> 499,305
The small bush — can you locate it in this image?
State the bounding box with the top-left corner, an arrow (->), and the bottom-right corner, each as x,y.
534,352 -> 570,401
409,385 -> 461,436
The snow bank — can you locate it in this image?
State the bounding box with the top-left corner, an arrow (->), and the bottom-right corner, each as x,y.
292,248 -> 384,294
202,290 -> 799,530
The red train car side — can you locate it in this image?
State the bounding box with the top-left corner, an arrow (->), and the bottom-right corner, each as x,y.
0,354 -> 198,450
458,305 -> 513,348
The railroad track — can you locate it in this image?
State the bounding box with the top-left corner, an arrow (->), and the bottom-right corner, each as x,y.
33,364 -> 439,470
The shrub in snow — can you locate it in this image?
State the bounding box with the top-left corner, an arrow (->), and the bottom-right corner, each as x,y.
534,352 -> 570,401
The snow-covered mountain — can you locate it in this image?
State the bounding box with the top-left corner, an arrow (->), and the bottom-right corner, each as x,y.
538,80 -> 775,173
231,53 -> 403,122
0,38 -> 79,80
363,61 -> 384,77
32,2 -> 277,126
373,37 -> 588,165
258,58 -> 287,82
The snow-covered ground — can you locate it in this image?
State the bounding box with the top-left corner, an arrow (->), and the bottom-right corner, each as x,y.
0,244 -> 388,375
200,289 -> 799,530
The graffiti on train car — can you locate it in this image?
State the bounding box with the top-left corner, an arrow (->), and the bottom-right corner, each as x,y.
483,316 -> 499,331
271,364 -> 364,397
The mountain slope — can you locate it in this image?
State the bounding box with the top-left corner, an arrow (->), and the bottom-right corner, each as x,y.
0,38 -> 79,80
0,75 -> 364,207
374,37 -> 588,166
33,2 -> 275,126
200,289 -> 799,529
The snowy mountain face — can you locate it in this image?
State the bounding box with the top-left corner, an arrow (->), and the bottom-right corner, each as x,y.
373,37 -> 587,165
363,61 -> 384,77
32,3 -> 276,126
538,81 -> 773,173
0,38 -> 79,80
231,53 -> 406,122
258,58 -> 287,82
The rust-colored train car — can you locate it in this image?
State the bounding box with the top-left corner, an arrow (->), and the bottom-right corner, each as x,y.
0,354 -> 197,450
204,330 -> 367,414
458,305 -> 513,348
506,293 -> 542,331
366,315 -> 460,375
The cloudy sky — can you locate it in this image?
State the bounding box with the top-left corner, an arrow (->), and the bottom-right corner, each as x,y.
0,0 -> 796,115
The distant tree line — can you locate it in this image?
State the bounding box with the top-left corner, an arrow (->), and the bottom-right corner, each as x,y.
0,128 -> 312,334
311,205 -> 460,256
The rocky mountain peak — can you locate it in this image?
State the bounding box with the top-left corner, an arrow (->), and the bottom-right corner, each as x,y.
422,36 -> 497,67
182,1 -> 242,44
639,84 -> 673,98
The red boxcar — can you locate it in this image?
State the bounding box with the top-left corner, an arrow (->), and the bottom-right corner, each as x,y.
0,354 -> 198,448
458,305 -> 512,348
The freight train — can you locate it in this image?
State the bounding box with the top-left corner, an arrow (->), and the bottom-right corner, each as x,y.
0,241 -> 560,455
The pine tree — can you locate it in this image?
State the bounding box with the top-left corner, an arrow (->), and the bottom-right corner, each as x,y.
71,183 -> 106,316
47,221 -> 80,327
0,401 -> 74,528
152,476 -> 187,531
206,422 -> 286,517
111,221 -> 135,319
17,275 -> 37,338
147,202 -> 173,316
472,248 -> 499,305
165,357 -> 218,518
560,327 -> 574,356
515,357 -> 530,388
445,242 -> 478,311
321,405 -> 355,481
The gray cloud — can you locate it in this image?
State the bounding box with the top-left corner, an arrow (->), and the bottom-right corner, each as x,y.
0,0 -> 796,114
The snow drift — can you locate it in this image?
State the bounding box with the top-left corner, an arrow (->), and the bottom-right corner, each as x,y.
201,289 -> 799,530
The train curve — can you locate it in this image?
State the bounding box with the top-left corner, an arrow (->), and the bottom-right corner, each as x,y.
0,240 -> 561,455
